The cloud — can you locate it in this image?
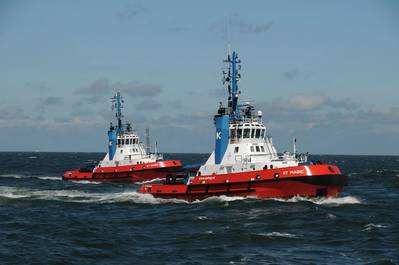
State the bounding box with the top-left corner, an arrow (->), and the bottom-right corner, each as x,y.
167,100 -> 183,110
0,105 -> 27,121
25,81 -> 51,92
284,69 -> 299,80
147,111 -> 211,130
287,95 -> 327,111
118,1 -> 148,20
116,81 -> 161,97
260,95 -> 359,113
209,13 -> 273,39
41,96 -> 64,105
208,88 -> 226,98
75,78 -> 111,95
35,96 -> 64,112
76,78 -> 162,98
135,99 -> 163,111
254,94 -> 399,137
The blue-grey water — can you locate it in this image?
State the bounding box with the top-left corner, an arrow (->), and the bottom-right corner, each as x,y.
0,152 -> 398,265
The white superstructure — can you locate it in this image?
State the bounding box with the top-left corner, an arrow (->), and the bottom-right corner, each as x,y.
199,51 -> 307,176
98,91 -> 162,168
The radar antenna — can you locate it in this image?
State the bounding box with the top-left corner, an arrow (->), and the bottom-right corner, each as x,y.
111,91 -> 124,130
222,51 -> 241,120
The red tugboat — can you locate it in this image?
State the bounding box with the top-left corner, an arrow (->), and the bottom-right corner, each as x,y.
63,91 -> 182,182
139,51 -> 347,200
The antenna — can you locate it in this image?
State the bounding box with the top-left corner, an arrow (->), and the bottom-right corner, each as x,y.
111,91 -> 124,130
293,137 -> 297,155
222,50 -> 241,120
227,16 -> 231,55
145,128 -> 151,155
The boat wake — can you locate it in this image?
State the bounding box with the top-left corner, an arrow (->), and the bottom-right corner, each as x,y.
0,174 -> 62,181
135,178 -> 163,185
272,195 -> 361,205
70,180 -> 101,185
196,195 -> 248,203
0,186 -> 188,204
0,184 -> 361,206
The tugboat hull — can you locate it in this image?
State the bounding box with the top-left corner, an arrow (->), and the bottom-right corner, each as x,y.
139,164 -> 347,201
63,160 -> 182,182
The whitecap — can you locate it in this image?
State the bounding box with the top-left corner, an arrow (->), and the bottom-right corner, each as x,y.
0,186 -> 189,204
0,174 -> 25,179
0,186 -> 30,198
196,216 -> 208,220
326,213 -> 337,219
194,195 -> 248,203
135,178 -> 163,184
70,180 -> 101,185
0,174 -> 62,181
257,232 -> 298,238
362,223 -> 388,232
37,176 -> 62,181
272,195 -> 361,205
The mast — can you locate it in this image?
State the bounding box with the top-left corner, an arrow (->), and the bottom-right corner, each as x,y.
108,91 -> 124,160
111,91 -> 124,131
214,50 -> 242,164
223,51 -> 241,120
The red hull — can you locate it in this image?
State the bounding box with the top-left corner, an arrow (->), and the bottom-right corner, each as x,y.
139,164 -> 348,201
63,160 -> 182,182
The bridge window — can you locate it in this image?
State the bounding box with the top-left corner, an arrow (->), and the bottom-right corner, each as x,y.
251,129 -> 255,138
261,129 -> 265,138
243,128 -> 250,138
255,129 -> 261,138
237,128 -> 242,138
118,139 -> 121,145
230,129 -> 236,139
250,146 -> 254,152
261,146 -> 265,152
234,146 -> 239,153
256,146 -> 260,152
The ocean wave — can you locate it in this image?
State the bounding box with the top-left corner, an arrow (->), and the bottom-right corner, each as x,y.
195,195 -> 248,203
37,176 -> 63,181
0,186 -> 188,204
0,184 -> 362,206
70,180 -> 101,185
0,185 -> 250,205
256,232 -> 298,238
272,195 -> 361,205
135,178 -> 163,184
0,174 -> 62,181
196,216 -> 208,220
362,223 -> 388,232
0,174 -> 25,179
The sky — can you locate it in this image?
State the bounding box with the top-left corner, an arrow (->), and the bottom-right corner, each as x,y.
0,0 -> 398,155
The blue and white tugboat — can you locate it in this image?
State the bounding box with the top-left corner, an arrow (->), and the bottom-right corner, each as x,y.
139,50 -> 347,200
63,91 -> 182,182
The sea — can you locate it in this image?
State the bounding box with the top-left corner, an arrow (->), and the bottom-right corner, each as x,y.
0,152 -> 398,265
